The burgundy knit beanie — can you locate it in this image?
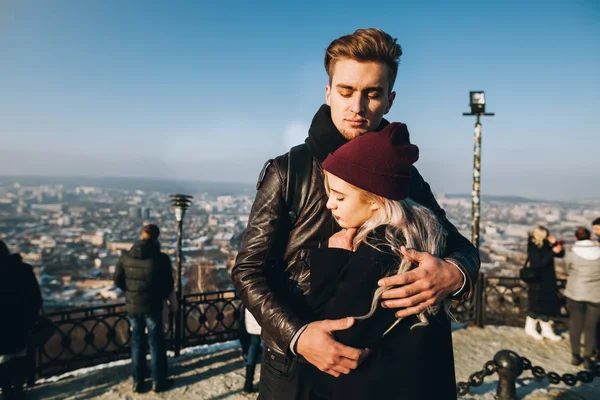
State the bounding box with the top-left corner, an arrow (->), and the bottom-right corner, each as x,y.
322,122 -> 419,200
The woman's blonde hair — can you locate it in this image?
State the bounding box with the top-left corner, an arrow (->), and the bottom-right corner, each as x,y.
530,226 -> 549,248
324,175 -> 451,333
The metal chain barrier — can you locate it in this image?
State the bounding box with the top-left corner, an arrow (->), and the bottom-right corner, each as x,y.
457,351 -> 600,399
457,360 -> 497,396
521,357 -> 598,387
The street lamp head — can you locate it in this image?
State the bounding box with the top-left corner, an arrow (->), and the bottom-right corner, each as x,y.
469,91 -> 486,115
170,194 -> 193,222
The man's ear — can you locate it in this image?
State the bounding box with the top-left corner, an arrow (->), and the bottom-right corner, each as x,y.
370,201 -> 380,211
384,91 -> 396,114
325,85 -> 331,106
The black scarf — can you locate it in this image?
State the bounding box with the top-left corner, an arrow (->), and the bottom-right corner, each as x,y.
304,104 -> 390,162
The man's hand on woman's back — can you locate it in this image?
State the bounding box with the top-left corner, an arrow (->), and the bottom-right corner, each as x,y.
378,247 -> 464,318
296,317 -> 370,377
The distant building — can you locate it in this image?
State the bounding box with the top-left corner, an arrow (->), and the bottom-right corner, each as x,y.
68,206 -> 87,214
81,233 -> 105,247
185,261 -> 219,294
31,203 -> 63,213
129,206 -> 142,220
141,207 -> 151,220
107,241 -> 135,252
213,232 -> 234,248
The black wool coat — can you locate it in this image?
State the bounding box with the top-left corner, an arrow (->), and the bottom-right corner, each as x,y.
0,254 -> 43,355
526,239 -> 564,317
303,226 -> 457,400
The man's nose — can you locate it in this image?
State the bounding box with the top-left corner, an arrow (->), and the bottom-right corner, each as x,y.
349,93 -> 366,114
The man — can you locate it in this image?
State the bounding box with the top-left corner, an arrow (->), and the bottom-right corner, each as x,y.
592,218 -> 600,357
114,224 -> 174,393
0,240 -> 42,400
232,28 -> 480,399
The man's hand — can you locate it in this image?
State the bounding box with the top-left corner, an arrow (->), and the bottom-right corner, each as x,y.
296,317 -> 369,377
377,246 -> 463,318
328,228 -> 356,251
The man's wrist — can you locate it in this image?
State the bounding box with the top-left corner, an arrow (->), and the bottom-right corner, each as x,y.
444,258 -> 467,298
289,324 -> 309,355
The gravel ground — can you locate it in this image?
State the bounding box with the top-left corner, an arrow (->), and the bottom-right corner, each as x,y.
25,326 -> 600,400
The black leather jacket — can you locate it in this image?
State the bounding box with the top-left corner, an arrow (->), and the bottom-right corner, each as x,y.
232,106 -> 480,358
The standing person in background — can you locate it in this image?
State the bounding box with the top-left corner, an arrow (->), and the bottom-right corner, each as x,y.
114,224 -> 175,394
591,217 -> 600,359
240,308 -> 262,393
0,240 -> 43,400
524,226 -> 564,341
593,218 -> 600,245
564,227 -> 600,369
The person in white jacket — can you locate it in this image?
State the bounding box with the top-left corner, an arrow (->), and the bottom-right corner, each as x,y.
241,307 -> 262,393
564,227 -> 600,369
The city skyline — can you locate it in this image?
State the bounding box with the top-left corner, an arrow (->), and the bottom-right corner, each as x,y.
1,1 -> 599,200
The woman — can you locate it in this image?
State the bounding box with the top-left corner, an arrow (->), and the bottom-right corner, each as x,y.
303,123 -> 456,399
564,227 -> 600,369
240,307 -> 262,393
524,226 -> 564,341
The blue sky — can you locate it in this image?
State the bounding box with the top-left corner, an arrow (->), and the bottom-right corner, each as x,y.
1,0 -> 598,200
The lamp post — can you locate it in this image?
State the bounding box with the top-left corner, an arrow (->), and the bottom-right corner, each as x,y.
170,193 -> 193,356
463,91 -> 494,250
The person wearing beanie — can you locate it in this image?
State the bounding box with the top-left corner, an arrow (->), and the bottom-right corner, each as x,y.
232,28 -> 479,399
301,122 -> 456,399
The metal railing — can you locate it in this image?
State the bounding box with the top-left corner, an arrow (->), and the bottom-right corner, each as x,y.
33,290 -> 242,380
31,274 -> 569,382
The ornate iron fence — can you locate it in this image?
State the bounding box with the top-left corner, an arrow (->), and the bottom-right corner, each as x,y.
34,290 -> 242,380
477,274 -> 568,328
181,291 -> 243,348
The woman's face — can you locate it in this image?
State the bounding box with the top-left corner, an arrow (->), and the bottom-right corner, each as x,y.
325,172 -> 379,229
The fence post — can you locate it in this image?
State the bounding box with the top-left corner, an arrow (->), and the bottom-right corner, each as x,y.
475,272 -> 485,327
494,350 -> 523,400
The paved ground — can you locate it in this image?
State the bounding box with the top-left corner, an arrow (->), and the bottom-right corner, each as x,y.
24,326 -> 600,399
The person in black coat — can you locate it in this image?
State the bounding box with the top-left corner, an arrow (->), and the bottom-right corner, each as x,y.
524,226 -> 564,341
114,224 -> 174,393
299,123 -> 456,400
0,240 -> 43,400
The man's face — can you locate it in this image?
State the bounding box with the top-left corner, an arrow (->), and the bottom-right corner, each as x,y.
326,59 -> 396,140
593,224 -> 600,239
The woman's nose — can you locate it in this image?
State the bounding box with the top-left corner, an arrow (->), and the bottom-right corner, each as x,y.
326,197 -> 335,210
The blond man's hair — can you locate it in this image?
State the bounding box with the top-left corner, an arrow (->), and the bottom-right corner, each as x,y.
324,28 -> 403,92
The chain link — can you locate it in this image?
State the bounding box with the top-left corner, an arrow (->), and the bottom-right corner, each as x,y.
521,357 -> 599,387
456,359 -> 497,396
457,356 -> 599,396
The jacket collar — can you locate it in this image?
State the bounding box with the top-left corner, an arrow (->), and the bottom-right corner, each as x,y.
304,104 -> 389,163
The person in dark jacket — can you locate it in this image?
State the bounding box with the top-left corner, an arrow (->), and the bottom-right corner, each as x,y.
114,224 -> 174,393
303,123 -> 456,399
524,226 -> 564,341
0,240 -> 42,400
232,28 -> 479,399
